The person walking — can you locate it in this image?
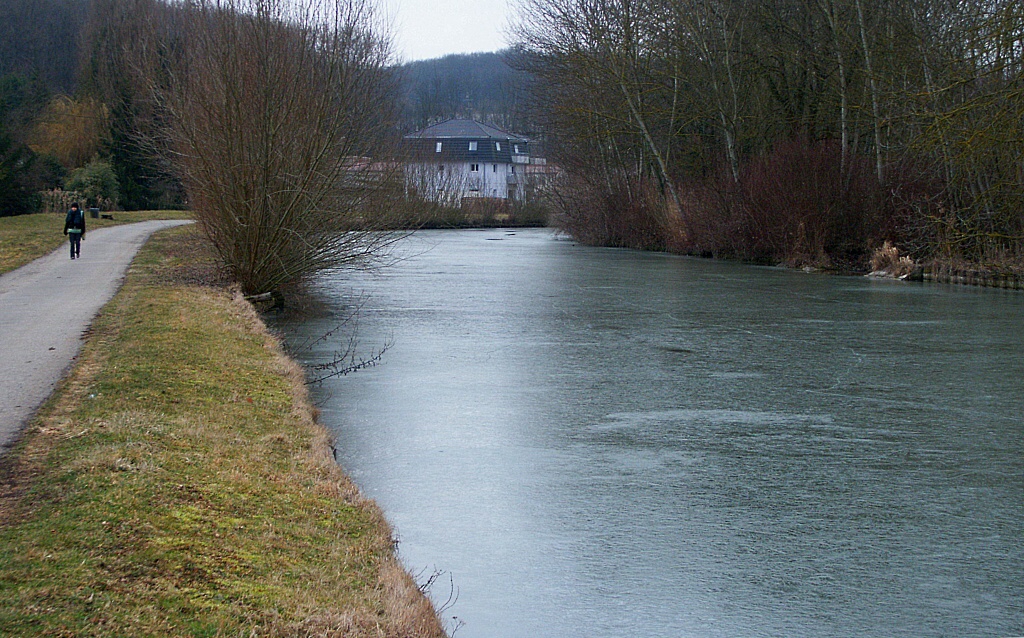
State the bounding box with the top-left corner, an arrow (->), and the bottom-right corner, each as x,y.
63,202 -> 86,259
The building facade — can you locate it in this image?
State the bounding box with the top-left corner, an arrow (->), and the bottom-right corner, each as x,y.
404,119 -> 531,204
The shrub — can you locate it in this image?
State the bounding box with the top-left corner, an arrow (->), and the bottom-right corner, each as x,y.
681,139 -> 887,268
38,189 -> 86,214
64,159 -> 119,209
548,172 -> 674,250
738,139 -> 882,266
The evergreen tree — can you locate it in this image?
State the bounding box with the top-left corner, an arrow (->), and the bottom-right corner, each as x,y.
0,128 -> 39,216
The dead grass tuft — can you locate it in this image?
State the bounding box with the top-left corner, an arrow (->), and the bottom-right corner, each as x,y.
869,241 -> 916,278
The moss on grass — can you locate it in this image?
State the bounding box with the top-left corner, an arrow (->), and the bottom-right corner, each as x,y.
0,225 -> 443,637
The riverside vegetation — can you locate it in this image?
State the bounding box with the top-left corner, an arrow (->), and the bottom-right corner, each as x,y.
512,0 -> 1024,277
0,221 -> 445,637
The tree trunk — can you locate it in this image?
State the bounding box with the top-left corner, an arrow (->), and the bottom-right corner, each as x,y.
855,0 -> 883,183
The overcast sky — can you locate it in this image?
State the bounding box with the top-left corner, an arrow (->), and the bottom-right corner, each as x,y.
388,0 -> 513,62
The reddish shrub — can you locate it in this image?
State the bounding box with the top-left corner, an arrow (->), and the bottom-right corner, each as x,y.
552,138 -> 958,271
740,139 -> 883,266
680,139 -> 887,268
548,173 -> 675,250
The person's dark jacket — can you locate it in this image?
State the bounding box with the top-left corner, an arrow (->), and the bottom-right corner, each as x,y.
63,208 -> 86,239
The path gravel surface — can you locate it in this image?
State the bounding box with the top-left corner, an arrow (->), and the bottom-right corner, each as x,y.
0,220 -> 192,452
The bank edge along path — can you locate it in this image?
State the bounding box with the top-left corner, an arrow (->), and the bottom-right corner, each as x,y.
0,220 -> 193,451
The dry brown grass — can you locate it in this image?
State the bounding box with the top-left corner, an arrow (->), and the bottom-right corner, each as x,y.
869,241 -> 916,278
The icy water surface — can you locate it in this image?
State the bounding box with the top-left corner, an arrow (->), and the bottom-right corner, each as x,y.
273,229 -> 1023,638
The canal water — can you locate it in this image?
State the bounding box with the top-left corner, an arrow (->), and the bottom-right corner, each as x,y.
272,228 -> 1023,638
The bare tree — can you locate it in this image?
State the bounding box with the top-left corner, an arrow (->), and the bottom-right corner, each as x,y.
404,162 -> 470,208
512,0 -> 690,246
146,0 -> 408,295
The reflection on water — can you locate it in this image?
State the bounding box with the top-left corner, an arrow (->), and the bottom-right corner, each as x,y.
272,229 -> 1023,638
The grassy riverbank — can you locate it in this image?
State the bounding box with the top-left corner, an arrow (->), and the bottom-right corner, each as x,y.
0,224 -> 444,637
0,211 -> 194,275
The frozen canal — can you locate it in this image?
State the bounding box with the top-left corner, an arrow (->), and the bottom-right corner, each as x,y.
274,228 -> 1023,638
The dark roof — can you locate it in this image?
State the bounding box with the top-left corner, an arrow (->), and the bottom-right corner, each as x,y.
404,119 -> 528,143
404,120 -> 529,163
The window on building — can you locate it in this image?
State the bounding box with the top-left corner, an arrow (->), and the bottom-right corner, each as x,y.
492,164 -> 497,173
514,144 -> 520,154
435,142 -> 442,152
495,142 -> 501,151
469,141 -> 478,151
470,163 -> 479,172
511,165 -> 515,174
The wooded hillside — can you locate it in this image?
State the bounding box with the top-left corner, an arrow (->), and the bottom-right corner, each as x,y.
397,52 -> 535,135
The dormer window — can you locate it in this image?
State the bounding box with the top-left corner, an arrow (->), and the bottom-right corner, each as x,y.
514,144 -> 520,154
495,142 -> 501,151
469,141 -> 478,151
435,142 -> 442,152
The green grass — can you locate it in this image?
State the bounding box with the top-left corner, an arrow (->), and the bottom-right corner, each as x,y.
0,226 -> 443,637
0,210 -> 194,275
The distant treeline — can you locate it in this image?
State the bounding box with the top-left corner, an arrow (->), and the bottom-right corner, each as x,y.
512,0 -> 1024,271
0,0 -> 86,95
397,52 -> 536,136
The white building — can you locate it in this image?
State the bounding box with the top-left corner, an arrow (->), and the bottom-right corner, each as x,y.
404,119 -> 531,205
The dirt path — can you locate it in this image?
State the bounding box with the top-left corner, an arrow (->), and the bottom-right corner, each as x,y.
0,220 -> 192,452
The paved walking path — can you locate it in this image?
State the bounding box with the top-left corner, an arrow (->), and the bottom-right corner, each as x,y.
0,220 -> 192,452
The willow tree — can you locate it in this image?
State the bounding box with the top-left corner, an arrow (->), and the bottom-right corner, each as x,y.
28,96 -> 110,170
150,0 -> 405,295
